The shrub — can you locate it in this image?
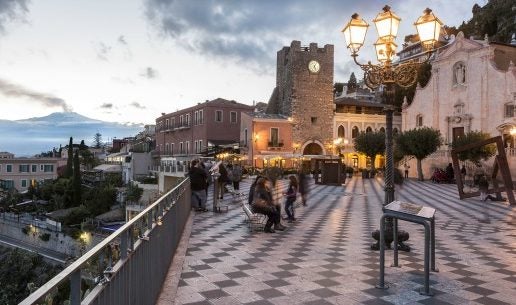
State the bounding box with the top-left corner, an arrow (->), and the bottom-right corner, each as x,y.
39,233 -> 51,242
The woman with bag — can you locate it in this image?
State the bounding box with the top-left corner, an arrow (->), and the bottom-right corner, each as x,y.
252,177 -> 285,233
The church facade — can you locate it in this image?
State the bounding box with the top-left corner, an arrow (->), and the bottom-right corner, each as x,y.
402,32 -> 516,177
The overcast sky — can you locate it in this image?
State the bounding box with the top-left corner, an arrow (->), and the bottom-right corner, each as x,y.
0,0 -> 481,124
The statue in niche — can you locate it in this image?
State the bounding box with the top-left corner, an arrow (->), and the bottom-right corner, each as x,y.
454,63 -> 466,85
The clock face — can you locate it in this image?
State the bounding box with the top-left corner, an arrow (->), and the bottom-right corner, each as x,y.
308,60 -> 320,73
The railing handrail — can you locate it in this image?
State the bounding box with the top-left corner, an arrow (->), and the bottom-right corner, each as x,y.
19,178 -> 190,305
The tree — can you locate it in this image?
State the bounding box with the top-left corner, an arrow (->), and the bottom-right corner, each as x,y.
72,150 -> 82,206
333,82 -> 345,95
126,182 -> 143,204
93,132 -> 103,148
451,130 -> 496,165
395,127 -> 442,180
353,131 -> 386,172
65,137 -> 73,178
346,72 -> 357,94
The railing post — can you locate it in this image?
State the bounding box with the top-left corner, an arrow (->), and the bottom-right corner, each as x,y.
121,229 -> 128,260
70,269 -> 81,305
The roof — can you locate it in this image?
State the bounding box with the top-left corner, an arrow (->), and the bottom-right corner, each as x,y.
248,112 -> 289,120
93,164 -> 122,172
157,98 -> 254,120
334,97 -> 385,108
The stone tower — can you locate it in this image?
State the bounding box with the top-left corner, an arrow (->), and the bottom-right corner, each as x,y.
267,40 -> 334,155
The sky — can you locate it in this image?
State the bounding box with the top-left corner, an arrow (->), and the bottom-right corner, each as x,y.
0,0 -> 482,124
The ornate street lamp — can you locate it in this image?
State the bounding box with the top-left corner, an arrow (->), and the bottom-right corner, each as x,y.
342,5 -> 443,251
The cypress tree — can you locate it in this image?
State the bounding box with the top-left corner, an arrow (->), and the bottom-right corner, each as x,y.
72,150 -> 82,206
65,137 -> 73,178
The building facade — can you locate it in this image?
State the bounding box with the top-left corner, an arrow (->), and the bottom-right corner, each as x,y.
334,97 -> 401,170
240,112 -> 294,168
156,98 -> 254,157
402,32 -> 516,177
0,157 -> 64,191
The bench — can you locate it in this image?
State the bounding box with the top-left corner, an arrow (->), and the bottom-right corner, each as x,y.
242,203 -> 266,232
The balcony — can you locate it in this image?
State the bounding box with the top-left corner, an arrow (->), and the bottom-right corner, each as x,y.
267,140 -> 284,150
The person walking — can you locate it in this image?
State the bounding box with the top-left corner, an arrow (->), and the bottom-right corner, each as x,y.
445,163 -> 455,183
404,163 -> 410,179
218,163 -> 229,200
298,171 -> 309,206
188,160 -> 208,212
232,163 -> 243,190
284,175 -> 298,222
460,164 -> 467,182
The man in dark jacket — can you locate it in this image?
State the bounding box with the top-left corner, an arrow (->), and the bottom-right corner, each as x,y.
189,160 -> 208,211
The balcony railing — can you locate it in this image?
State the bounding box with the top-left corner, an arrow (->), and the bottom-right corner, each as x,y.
20,178 -> 191,305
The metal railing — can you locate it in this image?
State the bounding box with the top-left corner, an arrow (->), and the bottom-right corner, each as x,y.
20,178 -> 191,305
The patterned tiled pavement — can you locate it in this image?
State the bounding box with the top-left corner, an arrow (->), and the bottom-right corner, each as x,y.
159,176 -> 516,305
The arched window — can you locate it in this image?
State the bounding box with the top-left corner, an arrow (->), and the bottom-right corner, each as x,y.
366,126 -> 372,133
352,126 -> 359,138
338,125 -> 345,138
416,114 -> 423,127
379,127 -> 385,133
453,62 -> 466,85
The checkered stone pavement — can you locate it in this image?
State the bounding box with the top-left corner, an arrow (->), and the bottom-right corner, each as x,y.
159,176 -> 516,305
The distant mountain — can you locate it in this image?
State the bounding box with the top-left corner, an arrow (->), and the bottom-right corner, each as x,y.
0,112 -> 144,156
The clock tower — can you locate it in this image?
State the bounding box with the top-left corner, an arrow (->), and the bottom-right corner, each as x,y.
267,40 -> 334,155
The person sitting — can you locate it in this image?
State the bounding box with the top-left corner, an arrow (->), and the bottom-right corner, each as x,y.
252,177 -> 285,233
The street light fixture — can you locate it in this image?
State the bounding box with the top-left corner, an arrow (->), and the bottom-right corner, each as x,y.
342,5 -> 443,251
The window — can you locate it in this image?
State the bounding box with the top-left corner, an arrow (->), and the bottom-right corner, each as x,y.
270,128 -> 279,146
311,117 -> 318,124
0,165 -> 2,172
6,164 -> 12,173
19,164 -> 30,172
380,127 -> 385,133
199,110 -> 204,124
215,110 -> 223,122
159,144 -> 163,152
165,119 -> 169,129
171,117 -> 175,128
244,128 -> 248,146
185,114 -> 190,126
186,141 -> 190,154
199,140 -> 202,152
179,115 -> 184,127
43,165 -> 54,172
165,143 -> 169,154
194,111 -> 198,125
171,143 -> 174,155
416,114 -> 423,127
31,165 -> 38,172
180,142 -> 184,154
21,179 -> 27,188
393,128 -> 399,134
352,126 -> 359,138
337,126 -> 345,138
505,103 -> 514,118
230,111 -> 237,124
355,107 -> 362,114
366,127 -> 372,133
454,102 -> 464,115
3,180 -> 14,189
194,141 -> 198,153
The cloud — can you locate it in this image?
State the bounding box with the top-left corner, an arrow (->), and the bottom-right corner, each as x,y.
0,0 -> 29,33
0,78 -> 73,112
145,1 -> 478,75
140,67 -> 158,79
100,103 -> 113,109
118,35 -> 128,45
129,102 -> 146,109
94,42 -> 112,61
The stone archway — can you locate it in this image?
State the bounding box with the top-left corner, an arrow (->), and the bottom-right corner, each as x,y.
303,143 -> 323,155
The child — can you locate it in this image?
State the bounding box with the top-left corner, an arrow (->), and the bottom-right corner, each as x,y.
284,175 -> 298,222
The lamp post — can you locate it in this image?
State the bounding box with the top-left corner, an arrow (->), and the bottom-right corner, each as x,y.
342,5 -> 443,251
